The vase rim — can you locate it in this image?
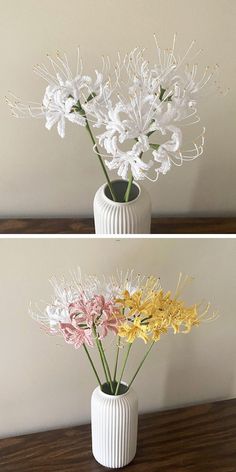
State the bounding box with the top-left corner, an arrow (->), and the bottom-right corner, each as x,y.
102,180 -> 141,206
94,382 -> 132,399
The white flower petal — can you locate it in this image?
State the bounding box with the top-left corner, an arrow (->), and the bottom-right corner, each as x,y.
57,116 -> 65,138
67,112 -> 86,127
153,149 -> 171,175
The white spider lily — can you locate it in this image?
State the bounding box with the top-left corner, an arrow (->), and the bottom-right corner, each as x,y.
8,50 -> 110,138
105,142 -> 153,180
33,51 -> 99,103
30,300 -> 71,335
153,126 -> 182,176
92,38 -> 219,181
43,86 -> 86,138
30,277 -> 80,334
95,89 -> 160,166
45,305 -> 71,332
153,127 -> 205,178
7,38 -> 220,189
153,148 -> 171,176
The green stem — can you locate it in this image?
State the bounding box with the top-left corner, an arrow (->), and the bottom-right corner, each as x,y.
93,326 -> 113,393
83,344 -> 102,389
113,336 -> 121,382
98,339 -> 114,394
98,343 -> 110,385
115,343 -> 132,395
128,341 -> 155,389
85,119 -> 117,202
124,175 -> 133,203
93,326 -> 108,383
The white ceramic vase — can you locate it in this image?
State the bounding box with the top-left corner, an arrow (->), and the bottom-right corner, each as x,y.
91,384 -> 138,468
93,180 -> 151,234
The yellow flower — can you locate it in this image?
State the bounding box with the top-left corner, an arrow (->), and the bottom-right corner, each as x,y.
116,274 -> 215,345
147,290 -> 170,317
116,290 -> 154,317
150,318 -> 169,342
118,318 -> 149,343
171,304 -> 200,333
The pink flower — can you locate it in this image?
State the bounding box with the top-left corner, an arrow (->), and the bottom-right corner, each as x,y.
99,312 -> 120,339
60,322 -> 93,349
69,294 -> 100,327
92,295 -> 122,339
68,293 -> 123,341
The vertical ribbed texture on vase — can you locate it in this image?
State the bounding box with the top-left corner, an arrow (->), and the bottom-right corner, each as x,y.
93,182 -> 151,234
91,386 -> 138,468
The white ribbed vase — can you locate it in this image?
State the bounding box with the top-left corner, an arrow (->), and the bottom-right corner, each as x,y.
93,180 -> 151,234
91,385 -> 138,468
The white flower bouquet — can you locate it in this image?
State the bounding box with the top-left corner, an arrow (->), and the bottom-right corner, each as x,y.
7,35 -> 221,205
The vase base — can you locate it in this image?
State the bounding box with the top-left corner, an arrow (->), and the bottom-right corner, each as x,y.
92,450 -> 136,469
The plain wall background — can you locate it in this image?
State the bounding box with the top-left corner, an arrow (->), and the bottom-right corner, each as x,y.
0,237 -> 235,438
0,0 -> 236,217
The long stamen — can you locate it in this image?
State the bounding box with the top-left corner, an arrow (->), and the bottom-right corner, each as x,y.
76,46 -> 80,76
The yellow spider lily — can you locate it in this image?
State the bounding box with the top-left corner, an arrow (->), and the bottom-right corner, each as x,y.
116,276 -> 215,344
118,317 -> 149,343
116,290 -> 154,317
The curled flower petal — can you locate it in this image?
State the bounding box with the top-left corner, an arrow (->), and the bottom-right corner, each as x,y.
60,323 -> 93,349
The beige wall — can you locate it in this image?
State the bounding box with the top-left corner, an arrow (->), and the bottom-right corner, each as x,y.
0,237 -> 235,438
0,0 -> 235,217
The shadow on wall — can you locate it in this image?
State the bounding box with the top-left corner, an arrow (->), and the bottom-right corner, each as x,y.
189,113 -> 236,216
189,157 -> 236,217
162,334 -> 235,408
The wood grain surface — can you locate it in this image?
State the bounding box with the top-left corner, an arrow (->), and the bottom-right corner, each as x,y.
0,399 -> 236,471
0,217 -> 236,234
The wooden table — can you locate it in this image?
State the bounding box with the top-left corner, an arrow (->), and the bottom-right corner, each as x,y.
0,217 -> 236,233
0,399 -> 235,471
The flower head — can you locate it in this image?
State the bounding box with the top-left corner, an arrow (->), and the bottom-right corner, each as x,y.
60,322 -> 93,349
31,269 -> 217,395
31,270 -> 217,350
105,142 -> 153,180
118,318 -> 149,343
90,39 -> 220,181
68,293 -> 122,340
43,86 -> 86,138
7,39 -> 222,184
31,270 -> 125,349
116,273 -> 216,344
116,289 -> 154,318
7,50 -> 111,138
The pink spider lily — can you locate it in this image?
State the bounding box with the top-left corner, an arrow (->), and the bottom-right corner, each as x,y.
69,294 -> 122,339
60,322 -> 93,349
